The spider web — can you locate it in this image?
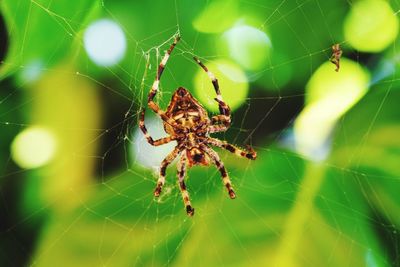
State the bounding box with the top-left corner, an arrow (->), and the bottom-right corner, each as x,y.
1,0 -> 400,266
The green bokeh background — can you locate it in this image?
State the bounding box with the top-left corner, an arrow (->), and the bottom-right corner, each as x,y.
1,1 -> 400,267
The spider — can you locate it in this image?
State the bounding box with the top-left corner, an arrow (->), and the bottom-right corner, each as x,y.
139,35 -> 257,216
329,43 -> 342,72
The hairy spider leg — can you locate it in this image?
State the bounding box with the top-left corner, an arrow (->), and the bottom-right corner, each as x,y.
154,145 -> 183,197
209,115 -> 231,133
139,111 -> 175,146
139,35 -> 181,142
149,35 -> 181,104
200,144 -> 236,199
193,57 -> 231,131
203,137 -> 257,160
177,152 -> 194,216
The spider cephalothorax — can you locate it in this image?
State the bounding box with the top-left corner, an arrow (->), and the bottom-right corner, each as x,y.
139,35 -> 257,216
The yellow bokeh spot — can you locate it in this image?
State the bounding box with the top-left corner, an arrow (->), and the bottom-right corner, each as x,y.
193,59 -> 248,112
295,59 -> 370,160
344,0 -> 399,52
306,59 -> 370,106
11,126 -> 57,169
193,0 -> 239,33
220,24 -> 272,71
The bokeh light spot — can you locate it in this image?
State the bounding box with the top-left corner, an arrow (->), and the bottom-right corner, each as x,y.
344,0 -> 398,52
84,19 -> 127,67
11,126 -> 57,169
17,60 -> 43,84
305,59 -> 370,106
193,59 -> 248,112
220,24 -> 272,71
295,59 -> 370,161
193,0 -> 238,33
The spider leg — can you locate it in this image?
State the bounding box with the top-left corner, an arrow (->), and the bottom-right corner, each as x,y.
200,144 -> 236,199
208,124 -> 228,133
193,56 -> 231,128
177,152 -> 194,216
147,35 -> 180,113
154,145 -> 182,197
209,115 -> 231,133
204,137 -> 257,160
139,110 -> 176,146
141,35 -> 181,128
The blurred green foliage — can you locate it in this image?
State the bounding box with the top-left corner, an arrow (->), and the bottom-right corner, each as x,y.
1,1 -> 400,267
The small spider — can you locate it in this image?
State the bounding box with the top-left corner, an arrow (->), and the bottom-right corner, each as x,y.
329,43 -> 342,72
139,35 -> 257,216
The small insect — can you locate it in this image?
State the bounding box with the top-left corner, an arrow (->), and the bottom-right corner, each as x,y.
330,43 -> 342,72
139,35 -> 257,216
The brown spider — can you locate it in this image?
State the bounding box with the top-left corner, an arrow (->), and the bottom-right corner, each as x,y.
138,35 -> 257,216
329,43 -> 342,72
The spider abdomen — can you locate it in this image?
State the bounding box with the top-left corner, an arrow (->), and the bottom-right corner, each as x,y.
186,147 -> 210,167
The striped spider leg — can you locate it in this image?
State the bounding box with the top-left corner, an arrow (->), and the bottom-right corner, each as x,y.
197,138 -> 256,199
203,137 -> 257,160
138,35 -> 181,195
199,144 -> 237,199
154,144 -> 184,197
139,34 -> 181,143
176,151 -> 195,216
193,56 -> 231,132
